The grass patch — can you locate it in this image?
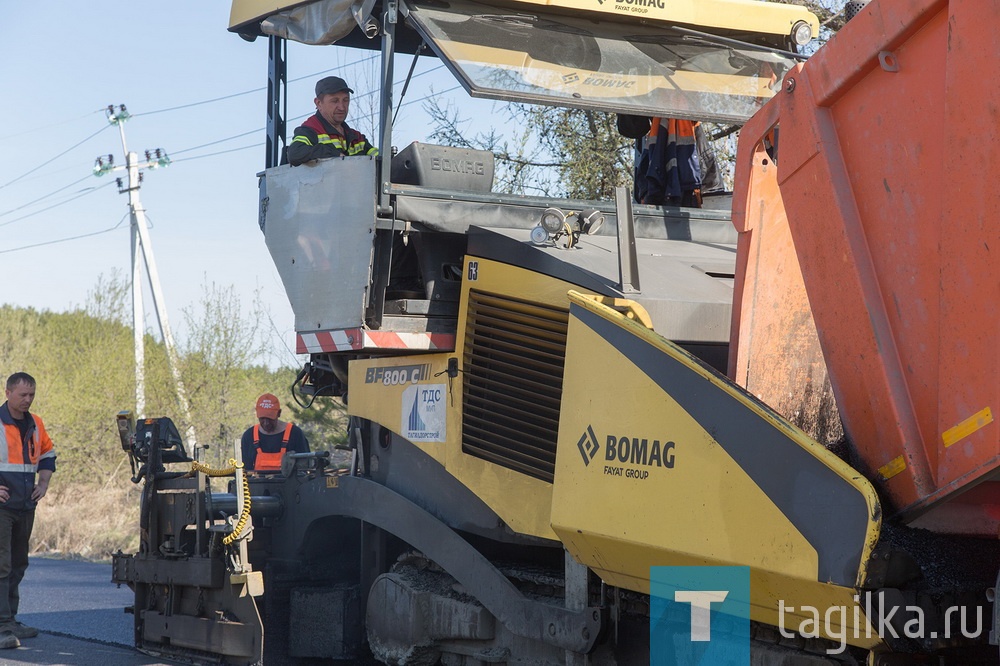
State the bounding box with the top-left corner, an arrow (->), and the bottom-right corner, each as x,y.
32,473 -> 141,562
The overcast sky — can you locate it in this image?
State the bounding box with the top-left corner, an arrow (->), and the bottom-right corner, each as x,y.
0,2 -> 482,369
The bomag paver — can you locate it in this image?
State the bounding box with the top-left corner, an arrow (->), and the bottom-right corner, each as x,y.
111,0 -> 1000,663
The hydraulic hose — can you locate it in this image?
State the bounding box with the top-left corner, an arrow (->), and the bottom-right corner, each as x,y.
223,465 -> 252,545
190,459 -> 252,545
191,460 -> 236,476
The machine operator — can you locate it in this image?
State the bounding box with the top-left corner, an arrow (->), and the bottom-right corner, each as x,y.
288,76 -> 378,165
240,393 -> 310,473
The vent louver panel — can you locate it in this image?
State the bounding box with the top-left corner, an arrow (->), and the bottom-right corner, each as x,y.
462,290 -> 568,482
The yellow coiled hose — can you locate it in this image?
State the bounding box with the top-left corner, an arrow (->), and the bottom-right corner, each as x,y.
191,460 -> 236,476
190,459 -> 252,545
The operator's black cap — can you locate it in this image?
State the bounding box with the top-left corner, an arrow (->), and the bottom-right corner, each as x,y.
315,76 -> 354,97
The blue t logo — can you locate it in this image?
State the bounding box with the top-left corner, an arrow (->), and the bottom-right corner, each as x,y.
674,590 -> 729,641
650,566 -> 750,665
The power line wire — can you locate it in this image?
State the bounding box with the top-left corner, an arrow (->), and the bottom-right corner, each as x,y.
0,211 -> 128,255
138,81 -> 465,166
172,144 -> 261,163
0,72 -> 462,237
170,71 -> 454,157
134,88 -> 266,118
0,61 -> 450,200
170,88 -> 383,156
4,161 -> 95,186
172,128 -> 261,156
134,56 -> 380,118
0,109 -> 105,143
4,79 -> 465,214
399,84 -> 462,110
0,124 -> 110,191
0,175 -> 94,219
170,83 -> 460,161
0,180 -> 115,228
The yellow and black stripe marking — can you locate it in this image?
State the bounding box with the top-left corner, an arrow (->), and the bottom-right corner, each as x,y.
552,292 -> 880,590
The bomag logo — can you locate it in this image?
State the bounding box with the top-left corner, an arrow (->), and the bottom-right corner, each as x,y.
582,77 -> 636,90
430,157 -> 486,176
576,425 -> 676,479
577,426 -> 600,465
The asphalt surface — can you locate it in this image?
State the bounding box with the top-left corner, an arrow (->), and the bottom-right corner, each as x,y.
0,557 -> 171,666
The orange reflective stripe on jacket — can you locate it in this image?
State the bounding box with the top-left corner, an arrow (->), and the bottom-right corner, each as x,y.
252,422 -> 293,471
0,406 -> 57,510
647,117 -> 697,142
0,417 -> 54,472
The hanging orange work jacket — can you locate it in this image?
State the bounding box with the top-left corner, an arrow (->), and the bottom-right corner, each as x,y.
252,422 -> 294,472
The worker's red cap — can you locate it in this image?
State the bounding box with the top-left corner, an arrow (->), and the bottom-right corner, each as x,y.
255,393 -> 280,419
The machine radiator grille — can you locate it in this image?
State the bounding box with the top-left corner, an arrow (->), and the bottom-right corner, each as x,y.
462,290 -> 568,482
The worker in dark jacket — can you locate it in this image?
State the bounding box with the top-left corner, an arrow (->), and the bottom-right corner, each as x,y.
0,372 -> 56,648
240,394 -> 310,473
288,76 -> 378,166
616,114 -> 725,207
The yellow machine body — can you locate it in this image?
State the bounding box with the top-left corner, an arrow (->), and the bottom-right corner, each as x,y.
350,257 -> 884,649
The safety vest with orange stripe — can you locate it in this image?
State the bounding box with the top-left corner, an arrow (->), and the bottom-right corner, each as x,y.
252,422 -> 294,472
0,403 -> 57,510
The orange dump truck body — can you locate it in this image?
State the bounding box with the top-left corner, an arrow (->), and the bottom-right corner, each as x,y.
731,0 -> 1000,534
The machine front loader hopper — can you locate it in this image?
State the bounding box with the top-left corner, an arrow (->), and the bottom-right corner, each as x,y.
730,0 -> 1000,534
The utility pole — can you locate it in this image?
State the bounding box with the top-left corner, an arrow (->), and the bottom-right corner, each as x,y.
94,104 -> 197,454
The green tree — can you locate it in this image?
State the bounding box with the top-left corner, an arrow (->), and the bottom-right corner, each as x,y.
284,392 -> 349,452
525,107 -> 635,200
0,305 -> 41,369
166,281 -> 286,466
1,276 -> 136,484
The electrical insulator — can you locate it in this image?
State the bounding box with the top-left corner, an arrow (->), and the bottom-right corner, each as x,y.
94,155 -> 111,176
107,104 -> 130,124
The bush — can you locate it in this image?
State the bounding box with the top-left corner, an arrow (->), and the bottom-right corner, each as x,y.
32,476 -> 141,560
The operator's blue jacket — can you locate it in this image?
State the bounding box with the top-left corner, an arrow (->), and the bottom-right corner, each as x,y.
0,402 -> 57,511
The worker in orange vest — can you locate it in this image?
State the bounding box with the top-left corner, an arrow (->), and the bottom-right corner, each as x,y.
239,394 -> 310,473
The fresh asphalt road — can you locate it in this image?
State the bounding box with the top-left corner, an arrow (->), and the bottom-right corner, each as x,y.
0,557 -> 172,665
